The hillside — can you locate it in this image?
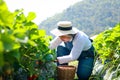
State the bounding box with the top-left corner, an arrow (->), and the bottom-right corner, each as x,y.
39,0 -> 120,36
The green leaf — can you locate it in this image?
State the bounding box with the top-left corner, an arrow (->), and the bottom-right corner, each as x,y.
0,0 -> 2,3
13,28 -> 27,39
0,52 -> 4,66
28,40 -> 37,46
24,22 -> 38,30
26,12 -> 36,22
0,40 -> 4,66
15,12 -> 26,23
38,30 -> 46,36
0,41 -> 4,52
30,34 -> 39,40
0,0 -> 8,11
11,50 -> 20,62
1,34 -> 20,52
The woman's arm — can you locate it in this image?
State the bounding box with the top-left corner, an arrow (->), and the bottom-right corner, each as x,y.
49,37 -> 62,49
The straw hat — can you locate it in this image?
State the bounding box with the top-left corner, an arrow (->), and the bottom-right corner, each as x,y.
50,21 -> 79,36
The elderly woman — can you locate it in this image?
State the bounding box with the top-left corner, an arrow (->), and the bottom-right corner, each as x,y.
49,21 -> 95,80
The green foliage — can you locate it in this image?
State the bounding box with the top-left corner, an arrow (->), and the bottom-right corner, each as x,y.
39,0 -> 120,36
93,24 -> 120,79
0,1 -> 56,79
93,24 -> 120,63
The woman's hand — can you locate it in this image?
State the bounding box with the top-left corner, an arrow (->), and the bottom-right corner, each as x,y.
54,59 -> 58,62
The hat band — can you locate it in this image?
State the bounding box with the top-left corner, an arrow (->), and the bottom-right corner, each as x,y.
58,26 -> 72,31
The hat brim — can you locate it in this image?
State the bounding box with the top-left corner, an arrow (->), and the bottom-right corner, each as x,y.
50,27 -> 79,36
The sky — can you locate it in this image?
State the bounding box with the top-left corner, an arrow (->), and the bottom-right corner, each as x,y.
5,0 -> 82,24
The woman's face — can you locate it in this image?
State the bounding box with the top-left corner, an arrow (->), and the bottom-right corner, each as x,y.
59,35 -> 72,42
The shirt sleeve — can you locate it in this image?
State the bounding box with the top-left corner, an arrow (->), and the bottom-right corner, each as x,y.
57,35 -> 85,64
49,37 -> 62,49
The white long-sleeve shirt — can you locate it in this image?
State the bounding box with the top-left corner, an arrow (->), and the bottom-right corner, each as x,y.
49,31 -> 92,64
